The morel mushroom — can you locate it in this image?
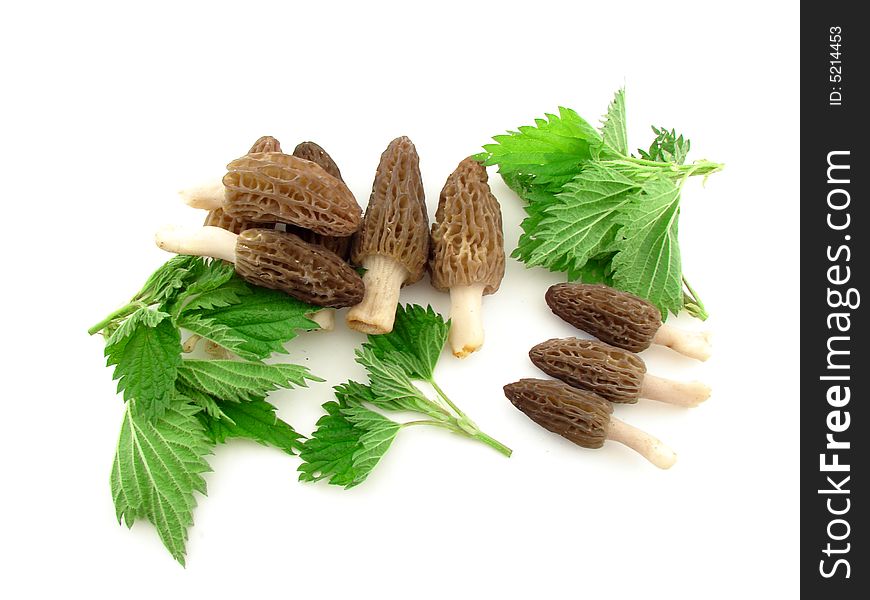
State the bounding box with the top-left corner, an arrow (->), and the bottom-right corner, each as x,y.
180,151 -> 361,237
529,338 -> 711,407
346,137 -> 429,334
546,283 -> 712,361
430,157 -> 505,358
504,378 -> 677,469
154,226 -> 364,308
287,141 -> 351,259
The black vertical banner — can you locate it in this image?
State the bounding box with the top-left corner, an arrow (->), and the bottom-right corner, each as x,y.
802,4 -> 866,596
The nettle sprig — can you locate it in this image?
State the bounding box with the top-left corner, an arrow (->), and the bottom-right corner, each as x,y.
299,305 -> 511,489
475,88 -> 723,320
89,256 -> 324,565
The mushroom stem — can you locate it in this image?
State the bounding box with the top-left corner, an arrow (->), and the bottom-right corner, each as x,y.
346,255 -> 408,334
607,417 -> 677,469
447,283 -> 486,358
204,339 -> 231,359
182,333 -> 202,353
306,309 -> 335,332
653,324 -> 712,361
179,179 -> 225,210
155,225 -> 238,263
640,375 -> 711,407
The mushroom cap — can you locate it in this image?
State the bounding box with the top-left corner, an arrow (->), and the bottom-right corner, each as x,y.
234,228 -> 364,308
429,157 -> 505,294
249,135 -> 282,154
529,338 -> 646,404
351,136 -> 429,284
293,141 -> 344,182
203,207 -> 250,234
503,378 -> 612,449
545,283 -> 662,352
222,152 -> 361,237
285,224 -> 352,260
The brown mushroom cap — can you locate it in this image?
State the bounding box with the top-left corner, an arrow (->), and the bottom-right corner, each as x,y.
249,135 -> 282,154
503,378 -> 612,449
351,136 -> 429,284
203,207 -> 249,235
529,338 -> 646,404
429,157 -> 505,295
289,141 -> 350,259
545,283 -> 662,352
222,152 -> 362,237
293,141 -> 344,182
206,136 -> 283,232
234,228 -> 364,308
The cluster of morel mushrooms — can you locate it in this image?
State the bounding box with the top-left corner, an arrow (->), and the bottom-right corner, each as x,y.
157,135 -> 504,358
157,135 -> 714,469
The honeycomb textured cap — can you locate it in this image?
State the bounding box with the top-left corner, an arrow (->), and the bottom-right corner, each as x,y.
430,157 -> 505,294
545,283 -> 661,352
529,338 -> 646,404
249,136 -> 282,154
223,152 -> 361,237
293,141 -> 344,182
351,136 -> 429,284
203,207 -> 250,234
285,225 -> 352,260
234,228 -> 364,308
503,378 -> 612,449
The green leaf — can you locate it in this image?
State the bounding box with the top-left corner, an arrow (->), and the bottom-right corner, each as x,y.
600,88 -> 628,156
476,107 -> 603,192
354,348 -> 445,418
105,319 -> 182,419
111,401 -> 213,566
198,399 -> 304,455
136,255 -> 206,305
179,276 -> 251,313
297,400 -> 400,489
176,313 -> 258,361
514,165 -> 642,275
106,307 -> 170,347
176,360 -> 322,404
362,304 -> 448,381
638,126 -> 691,165
186,286 -> 320,360
611,178 -> 684,318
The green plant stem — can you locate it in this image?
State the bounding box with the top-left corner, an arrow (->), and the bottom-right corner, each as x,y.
429,379 -> 466,419
682,275 -> 709,321
401,418 -> 512,457
87,302 -> 144,336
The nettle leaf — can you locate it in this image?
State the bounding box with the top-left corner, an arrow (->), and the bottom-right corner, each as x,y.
600,88 -> 628,156
179,276 -> 251,313
611,178 -> 684,318
137,255 -> 206,305
476,107 -> 603,192
297,400 -> 400,489
106,307 -> 170,347
105,319 -> 182,419
186,286 -> 319,360
111,402 -> 213,566
176,360 -> 321,404
176,313 -> 258,361
638,126 -> 691,165
515,165 -> 642,274
362,305 -> 448,380
198,399 -> 304,456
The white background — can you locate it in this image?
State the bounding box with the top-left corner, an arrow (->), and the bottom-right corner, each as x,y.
1,1 -> 799,598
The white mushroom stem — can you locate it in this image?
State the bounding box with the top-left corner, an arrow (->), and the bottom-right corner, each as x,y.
306,308 -> 335,332
448,283 -> 486,358
653,324 -> 712,361
607,417 -> 677,469
155,225 -> 238,263
640,375 -> 711,408
346,255 -> 408,334
179,179 -> 225,210
204,339 -> 231,359
182,333 -> 203,353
